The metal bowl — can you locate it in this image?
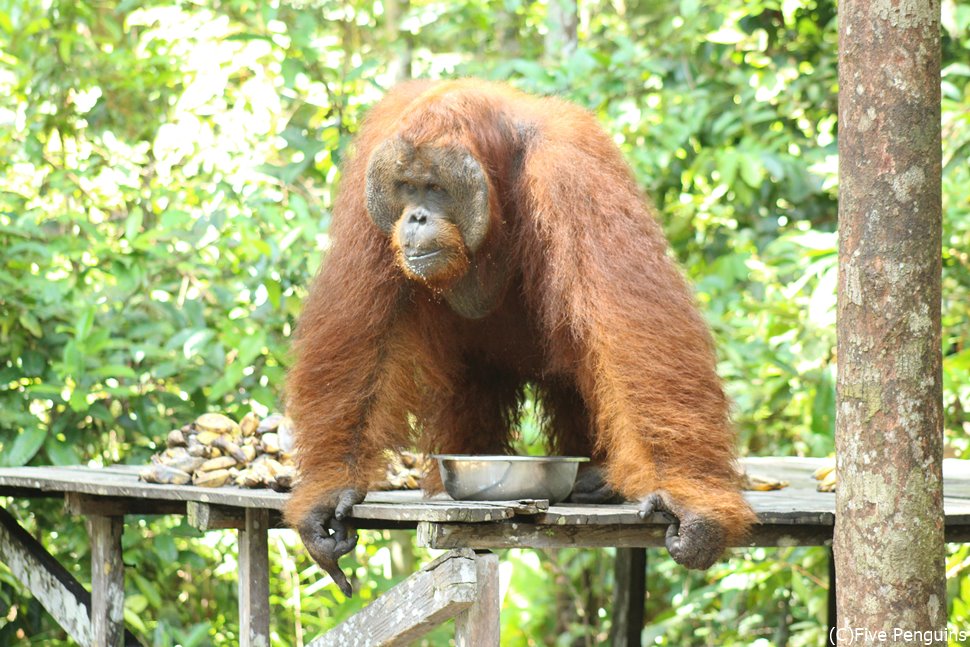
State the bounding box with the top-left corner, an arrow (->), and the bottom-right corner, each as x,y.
434,455 -> 589,504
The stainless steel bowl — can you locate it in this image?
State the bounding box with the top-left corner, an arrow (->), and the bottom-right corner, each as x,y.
434,455 -> 589,504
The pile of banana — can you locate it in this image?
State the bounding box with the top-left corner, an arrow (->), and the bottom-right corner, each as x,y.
813,463 -> 837,492
139,412 -> 296,490
740,472 -> 789,491
376,450 -> 432,490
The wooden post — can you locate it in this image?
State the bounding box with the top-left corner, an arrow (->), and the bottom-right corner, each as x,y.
609,548 -> 646,647
836,0 -> 945,642
89,515 -> 125,647
239,508 -> 270,647
454,551 -> 500,647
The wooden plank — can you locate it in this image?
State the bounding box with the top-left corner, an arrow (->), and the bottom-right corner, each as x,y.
351,501 -> 515,523
89,514 -> 125,647
239,508 -> 270,647
65,493 -> 185,517
943,498 -> 970,524
309,549 -> 479,647
348,490 -> 546,510
454,551 -> 501,647
419,521 -> 667,550
534,504 -> 646,525
0,466 -> 290,510
418,522 -> 835,550
2,460 -> 970,529
354,494 -> 545,522
742,456 -> 970,502
943,458 -> 970,499
0,468 -> 540,523
188,502 -> 245,530
0,506 -> 93,646
608,548 -> 645,647
744,491 -> 836,525
534,493 -> 836,527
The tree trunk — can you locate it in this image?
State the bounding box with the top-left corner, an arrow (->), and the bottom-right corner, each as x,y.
835,0 -> 945,644
384,0 -> 412,84
544,0 -> 578,62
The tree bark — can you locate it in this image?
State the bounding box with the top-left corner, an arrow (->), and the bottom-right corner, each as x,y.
544,0 -> 578,62
384,0 -> 412,84
835,0 -> 945,645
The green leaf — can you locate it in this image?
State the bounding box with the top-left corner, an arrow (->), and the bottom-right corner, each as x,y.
89,364 -> 139,379
208,362 -> 245,400
26,383 -> 63,398
45,436 -> 81,466
183,330 -> 215,358
278,225 -> 304,252
265,279 -> 282,308
718,149 -> 740,187
132,572 -> 163,609
2,427 -> 48,467
154,534 -> 178,563
124,603 -> 149,634
19,312 -> 42,337
181,623 -> 212,647
62,340 -> 85,375
237,330 -> 266,367
125,207 -> 144,242
57,35 -> 71,62
739,153 -> 765,187
680,0 -> 700,17
76,307 -> 95,340
810,367 -> 836,441
68,388 -> 88,412
21,350 -> 45,377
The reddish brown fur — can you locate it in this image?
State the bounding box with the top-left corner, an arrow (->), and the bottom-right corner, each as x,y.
284,80 -> 755,544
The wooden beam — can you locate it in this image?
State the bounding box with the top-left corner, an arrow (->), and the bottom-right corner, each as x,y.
65,493 -> 185,517
0,486 -> 55,498
945,527 -> 970,543
187,502 -> 245,530
454,551 -> 500,646
89,514 -> 125,647
239,508 -> 270,647
186,503 -> 296,532
309,549 -> 479,647
418,522 -> 834,550
0,506 -> 93,646
609,548 -> 645,647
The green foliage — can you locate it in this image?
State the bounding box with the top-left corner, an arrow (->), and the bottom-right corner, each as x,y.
0,0 -> 968,645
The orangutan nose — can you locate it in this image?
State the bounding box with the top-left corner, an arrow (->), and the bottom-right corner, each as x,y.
402,208 -> 439,257
407,209 -> 429,226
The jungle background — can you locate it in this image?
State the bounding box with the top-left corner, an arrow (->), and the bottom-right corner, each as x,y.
0,0 -> 968,645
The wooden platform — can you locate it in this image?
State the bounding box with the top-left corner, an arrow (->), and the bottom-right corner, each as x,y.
3,457 -> 970,646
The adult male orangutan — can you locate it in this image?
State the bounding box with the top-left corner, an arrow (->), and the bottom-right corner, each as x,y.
284,79 -> 755,595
